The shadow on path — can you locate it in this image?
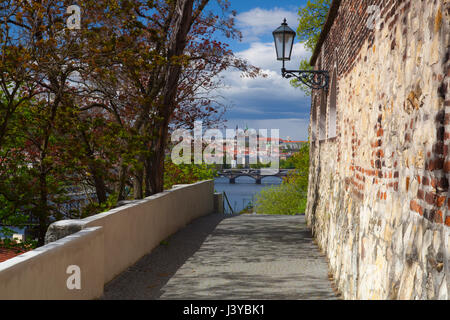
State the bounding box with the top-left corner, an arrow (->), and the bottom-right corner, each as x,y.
102,213 -> 228,300
103,214 -> 337,300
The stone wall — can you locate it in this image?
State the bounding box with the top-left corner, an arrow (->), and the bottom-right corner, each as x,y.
307,0 -> 449,299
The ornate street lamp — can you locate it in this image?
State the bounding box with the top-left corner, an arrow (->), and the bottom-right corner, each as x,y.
273,19 -> 329,90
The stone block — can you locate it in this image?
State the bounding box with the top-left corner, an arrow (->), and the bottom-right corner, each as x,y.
44,220 -> 87,245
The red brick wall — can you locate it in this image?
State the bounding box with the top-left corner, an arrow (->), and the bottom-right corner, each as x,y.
311,0 -> 449,227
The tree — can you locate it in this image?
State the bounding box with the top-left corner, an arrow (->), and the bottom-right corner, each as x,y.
291,0 -> 331,95
0,0 -> 88,245
78,0 -> 261,199
255,144 -> 310,215
0,0 -> 263,247
0,0 -> 39,148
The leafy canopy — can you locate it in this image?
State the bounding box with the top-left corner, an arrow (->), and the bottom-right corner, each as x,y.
297,0 -> 332,52
291,0 -> 331,95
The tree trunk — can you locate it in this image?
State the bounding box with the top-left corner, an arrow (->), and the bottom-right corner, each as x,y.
133,169 -> 144,199
148,139 -> 166,194
146,138 -> 163,195
116,162 -> 128,202
90,165 -> 108,204
144,158 -> 152,197
146,0 -> 195,195
37,170 -> 48,247
80,129 -> 108,204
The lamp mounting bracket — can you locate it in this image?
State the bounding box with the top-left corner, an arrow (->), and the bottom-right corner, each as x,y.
281,68 -> 329,90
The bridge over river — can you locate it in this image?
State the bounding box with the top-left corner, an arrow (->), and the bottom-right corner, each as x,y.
217,169 -> 295,184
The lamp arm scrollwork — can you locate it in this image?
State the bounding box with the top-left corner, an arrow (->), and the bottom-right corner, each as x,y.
281,68 -> 329,90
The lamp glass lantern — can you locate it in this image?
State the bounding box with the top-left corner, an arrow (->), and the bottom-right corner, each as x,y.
272,19 -> 296,64
272,19 -> 329,90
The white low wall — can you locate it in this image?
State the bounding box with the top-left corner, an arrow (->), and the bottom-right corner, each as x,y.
0,180 -> 215,299
0,227 -> 104,300
84,180 -> 215,283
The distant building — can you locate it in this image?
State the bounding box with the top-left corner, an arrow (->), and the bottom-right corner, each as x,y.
280,140 -> 307,151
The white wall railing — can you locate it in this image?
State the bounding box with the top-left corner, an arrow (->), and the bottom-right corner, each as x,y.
0,180 -> 215,300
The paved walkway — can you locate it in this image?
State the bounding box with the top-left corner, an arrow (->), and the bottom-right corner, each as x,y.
102,214 -> 337,300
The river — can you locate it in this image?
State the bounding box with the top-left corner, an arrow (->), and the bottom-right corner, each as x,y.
214,176 -> 282,214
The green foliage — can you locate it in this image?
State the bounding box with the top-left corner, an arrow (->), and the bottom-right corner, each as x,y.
80,193 -> 119,218
291,0 -> 331,95
163,160 -> 218,190
279,147 -> 309,169
0,92 -> 74,245
249,162 -> 271,169
290,59 -> 314,96
255,144 -> 310,215
296,0 -> 332,52
255,183 -> 307,215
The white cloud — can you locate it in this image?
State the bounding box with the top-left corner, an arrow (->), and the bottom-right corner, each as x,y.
235,7 -> 298,42
216,7 -> 313,141
219,41 -> 310,105
236,40 -> 309,74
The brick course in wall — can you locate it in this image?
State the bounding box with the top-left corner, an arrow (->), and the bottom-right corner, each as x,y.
307,0 -> 449,299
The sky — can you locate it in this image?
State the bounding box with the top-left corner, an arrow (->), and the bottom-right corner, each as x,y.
208,0 -> 312,141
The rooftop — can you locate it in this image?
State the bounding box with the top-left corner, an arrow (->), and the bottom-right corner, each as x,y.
0,248 -> 25,263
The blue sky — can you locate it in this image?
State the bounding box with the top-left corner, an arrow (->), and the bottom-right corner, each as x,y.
208,0 -> 312,140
